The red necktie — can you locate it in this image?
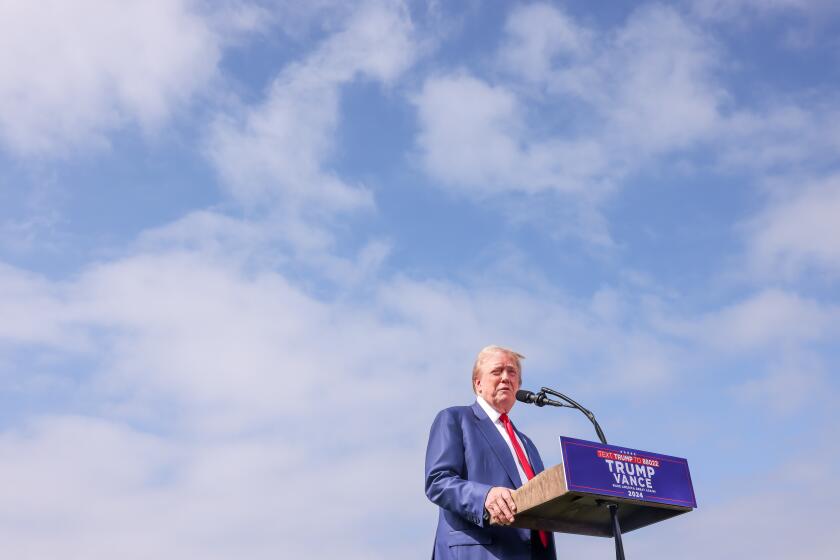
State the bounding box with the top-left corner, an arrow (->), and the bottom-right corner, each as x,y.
500,413 -> 550,549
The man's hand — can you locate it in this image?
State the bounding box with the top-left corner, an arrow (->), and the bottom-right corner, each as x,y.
484,486 -> 517,525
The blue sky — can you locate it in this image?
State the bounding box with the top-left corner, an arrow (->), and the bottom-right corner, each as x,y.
1,1 -> 839,558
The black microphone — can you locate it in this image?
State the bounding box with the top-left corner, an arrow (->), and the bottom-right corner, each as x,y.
516,389 -> 546,407
517,389 -> 569,407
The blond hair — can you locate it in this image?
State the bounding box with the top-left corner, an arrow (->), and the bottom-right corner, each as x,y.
471,345 -> 525,393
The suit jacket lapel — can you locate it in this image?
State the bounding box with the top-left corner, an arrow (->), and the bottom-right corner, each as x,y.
471,401 -> 522,488
519,432 -> 545,474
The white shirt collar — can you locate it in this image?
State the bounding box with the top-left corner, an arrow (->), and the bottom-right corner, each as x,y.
476,395 -> 504,423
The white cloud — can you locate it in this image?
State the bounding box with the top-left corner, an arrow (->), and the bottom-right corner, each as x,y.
0,414 -> 427,559
689,0 -> 840,53
717,104 -> 840,173
414,4 -> 723,206
634,490 -> 836,559
746,174 -> 840,278
652,288 -> 839,417
660,289 -> 837,352
733,353 -> 825,414
414,2 -> 840,253
0,0 -> 220,156
413,72 -> 616,214
503,3 -> 724,152
0,247 -> 447,557
225,0 -> 354,40
2,232 -> 836,556
525,3 -> 724,154
207,1 -> 415,212
136,209 -> 394,289
0,416 -> 182,559
499,2 -> 591,83
0,237 -> 688,437
0,263 -> 83,349
690,0 -> 839,21
415,74 -> 533,192
590,5 -> 723,153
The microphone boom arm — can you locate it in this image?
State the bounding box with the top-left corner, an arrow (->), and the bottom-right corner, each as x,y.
540,386 -> 608,445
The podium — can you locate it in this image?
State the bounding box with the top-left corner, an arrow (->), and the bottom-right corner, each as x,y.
495,437 -> 697,540
507,464 -> 692,537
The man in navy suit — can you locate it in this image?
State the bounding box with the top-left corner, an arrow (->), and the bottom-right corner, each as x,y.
425,346 -> 557,559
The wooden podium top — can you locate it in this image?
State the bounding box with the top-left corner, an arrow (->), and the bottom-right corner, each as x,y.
497,464 -> 692,537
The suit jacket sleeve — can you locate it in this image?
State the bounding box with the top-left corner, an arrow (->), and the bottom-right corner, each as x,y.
424,408 -> 492,528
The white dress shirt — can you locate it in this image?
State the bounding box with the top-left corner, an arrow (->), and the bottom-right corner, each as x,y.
476,395 -> 530,485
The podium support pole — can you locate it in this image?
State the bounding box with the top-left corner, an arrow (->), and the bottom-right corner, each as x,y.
608,503 -> 626,560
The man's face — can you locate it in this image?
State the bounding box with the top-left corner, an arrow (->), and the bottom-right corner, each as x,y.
474,351 -> 521,413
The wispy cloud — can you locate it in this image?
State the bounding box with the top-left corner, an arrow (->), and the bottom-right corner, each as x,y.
690,0 -> 840,21
0,0 -> 221,156
661,289 -> 838,352
746,174 -> 840,279
206,1 -> 415,213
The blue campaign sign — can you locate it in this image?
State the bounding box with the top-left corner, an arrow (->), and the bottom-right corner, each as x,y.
560,436 -> 697,509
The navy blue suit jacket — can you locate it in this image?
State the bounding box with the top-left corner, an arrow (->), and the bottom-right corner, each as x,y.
425,402 -> 557,560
